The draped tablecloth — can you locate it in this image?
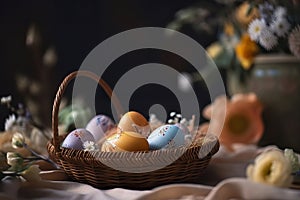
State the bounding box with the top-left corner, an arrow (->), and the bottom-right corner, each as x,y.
1,145 -> 300,200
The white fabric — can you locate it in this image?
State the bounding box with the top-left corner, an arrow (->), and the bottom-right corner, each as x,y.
1,145 -> 300,200
1,178 -> 300,200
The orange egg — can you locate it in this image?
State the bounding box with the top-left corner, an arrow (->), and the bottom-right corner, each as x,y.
101,131 -> 149,152
101,133 -> 121,152
115,131 -> 149,152
118,111 -> 150,136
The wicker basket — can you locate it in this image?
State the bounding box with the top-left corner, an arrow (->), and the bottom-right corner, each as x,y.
47,70 -> 219,190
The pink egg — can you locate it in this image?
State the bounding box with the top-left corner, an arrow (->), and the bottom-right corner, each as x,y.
61,128 -> 95,150
85,115 -> 115,142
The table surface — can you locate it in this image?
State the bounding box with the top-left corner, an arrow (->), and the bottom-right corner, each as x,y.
1,144 -> 300,200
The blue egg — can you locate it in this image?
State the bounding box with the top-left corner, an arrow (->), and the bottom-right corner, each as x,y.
85,115 -> 114,142
147,125 -> 180,150
164,127 -> 185,149
61,128 -> 95,150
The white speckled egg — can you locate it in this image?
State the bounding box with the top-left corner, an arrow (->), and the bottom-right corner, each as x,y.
147,124 -> 181,150
86,115 -> 115,142
61,128 -> 95,150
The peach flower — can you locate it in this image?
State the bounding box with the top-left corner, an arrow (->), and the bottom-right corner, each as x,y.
199,93 -> 264,151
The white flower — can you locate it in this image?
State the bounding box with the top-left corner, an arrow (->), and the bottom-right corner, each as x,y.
246,150 -> 292,187
83,141 -> 98,151
270,18 -> 291,37
273,6 -> 287,20
11,132 -> 25,148
259,29 -> 278,50
21,165 -> 41,182
6,152 -> 23,168
170,112 -> 176,117
248,19 -> 267,41
288,25 -> 300,58
5,114 -> 16,131
180,118 -> 187,125
1,96 -> 12,104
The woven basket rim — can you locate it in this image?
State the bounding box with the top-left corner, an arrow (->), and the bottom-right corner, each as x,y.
48,133 -> 218,154
47,133 -> 219,171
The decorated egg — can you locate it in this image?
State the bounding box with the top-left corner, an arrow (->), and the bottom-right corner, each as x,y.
61,128 -> 95,150
118,111 -> 150,137
147,124 -> 182,150
86,114 -> 115,142
164,127 -> 185,149
101,133 -> 120,152
101,131 -> 149,152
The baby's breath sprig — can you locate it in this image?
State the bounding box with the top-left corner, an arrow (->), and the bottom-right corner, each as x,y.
11,132 -> 58,169
1,95 -> 50,140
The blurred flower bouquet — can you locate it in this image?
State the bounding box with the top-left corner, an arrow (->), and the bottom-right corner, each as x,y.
168,0 -> 300,72
168,1 -> 300,151
1,132 -> 58,182
0,96 -> 58,182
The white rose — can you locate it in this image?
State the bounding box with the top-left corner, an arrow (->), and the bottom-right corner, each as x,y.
246,150 -> 293,187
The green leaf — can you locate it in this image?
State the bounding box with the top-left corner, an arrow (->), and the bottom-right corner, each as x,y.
246,3 -> 254,16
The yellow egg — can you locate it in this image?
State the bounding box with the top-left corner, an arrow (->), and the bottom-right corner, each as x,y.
118,111 -> 150,136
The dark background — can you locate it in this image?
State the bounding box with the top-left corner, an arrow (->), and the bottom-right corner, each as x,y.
0,0 -> 222,130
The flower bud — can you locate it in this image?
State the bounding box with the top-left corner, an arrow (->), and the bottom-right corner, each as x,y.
21,165 -> 41,182
6,152 -> 23,168
11,132 -> 25,148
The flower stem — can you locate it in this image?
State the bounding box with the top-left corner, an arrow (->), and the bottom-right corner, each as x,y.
23,143 -> 59,169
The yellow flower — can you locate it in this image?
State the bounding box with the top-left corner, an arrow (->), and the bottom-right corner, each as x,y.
235,1 -> 259,27
235,34 -> 259,70
224,22 -> 235,37
207,42 -> 223,59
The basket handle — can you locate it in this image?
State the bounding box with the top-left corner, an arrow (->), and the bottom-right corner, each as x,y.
52,70 -> 123,153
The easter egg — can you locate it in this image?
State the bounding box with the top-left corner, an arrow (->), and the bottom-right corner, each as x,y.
115,131 -> 149,152
118,111 -> 150,137
86,115 -> 115,142
147,125 -> 182,150
101,133 -> 120,152
101,131 -> 149,152
61,128 -> 95,150
164,126 -> 185,149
